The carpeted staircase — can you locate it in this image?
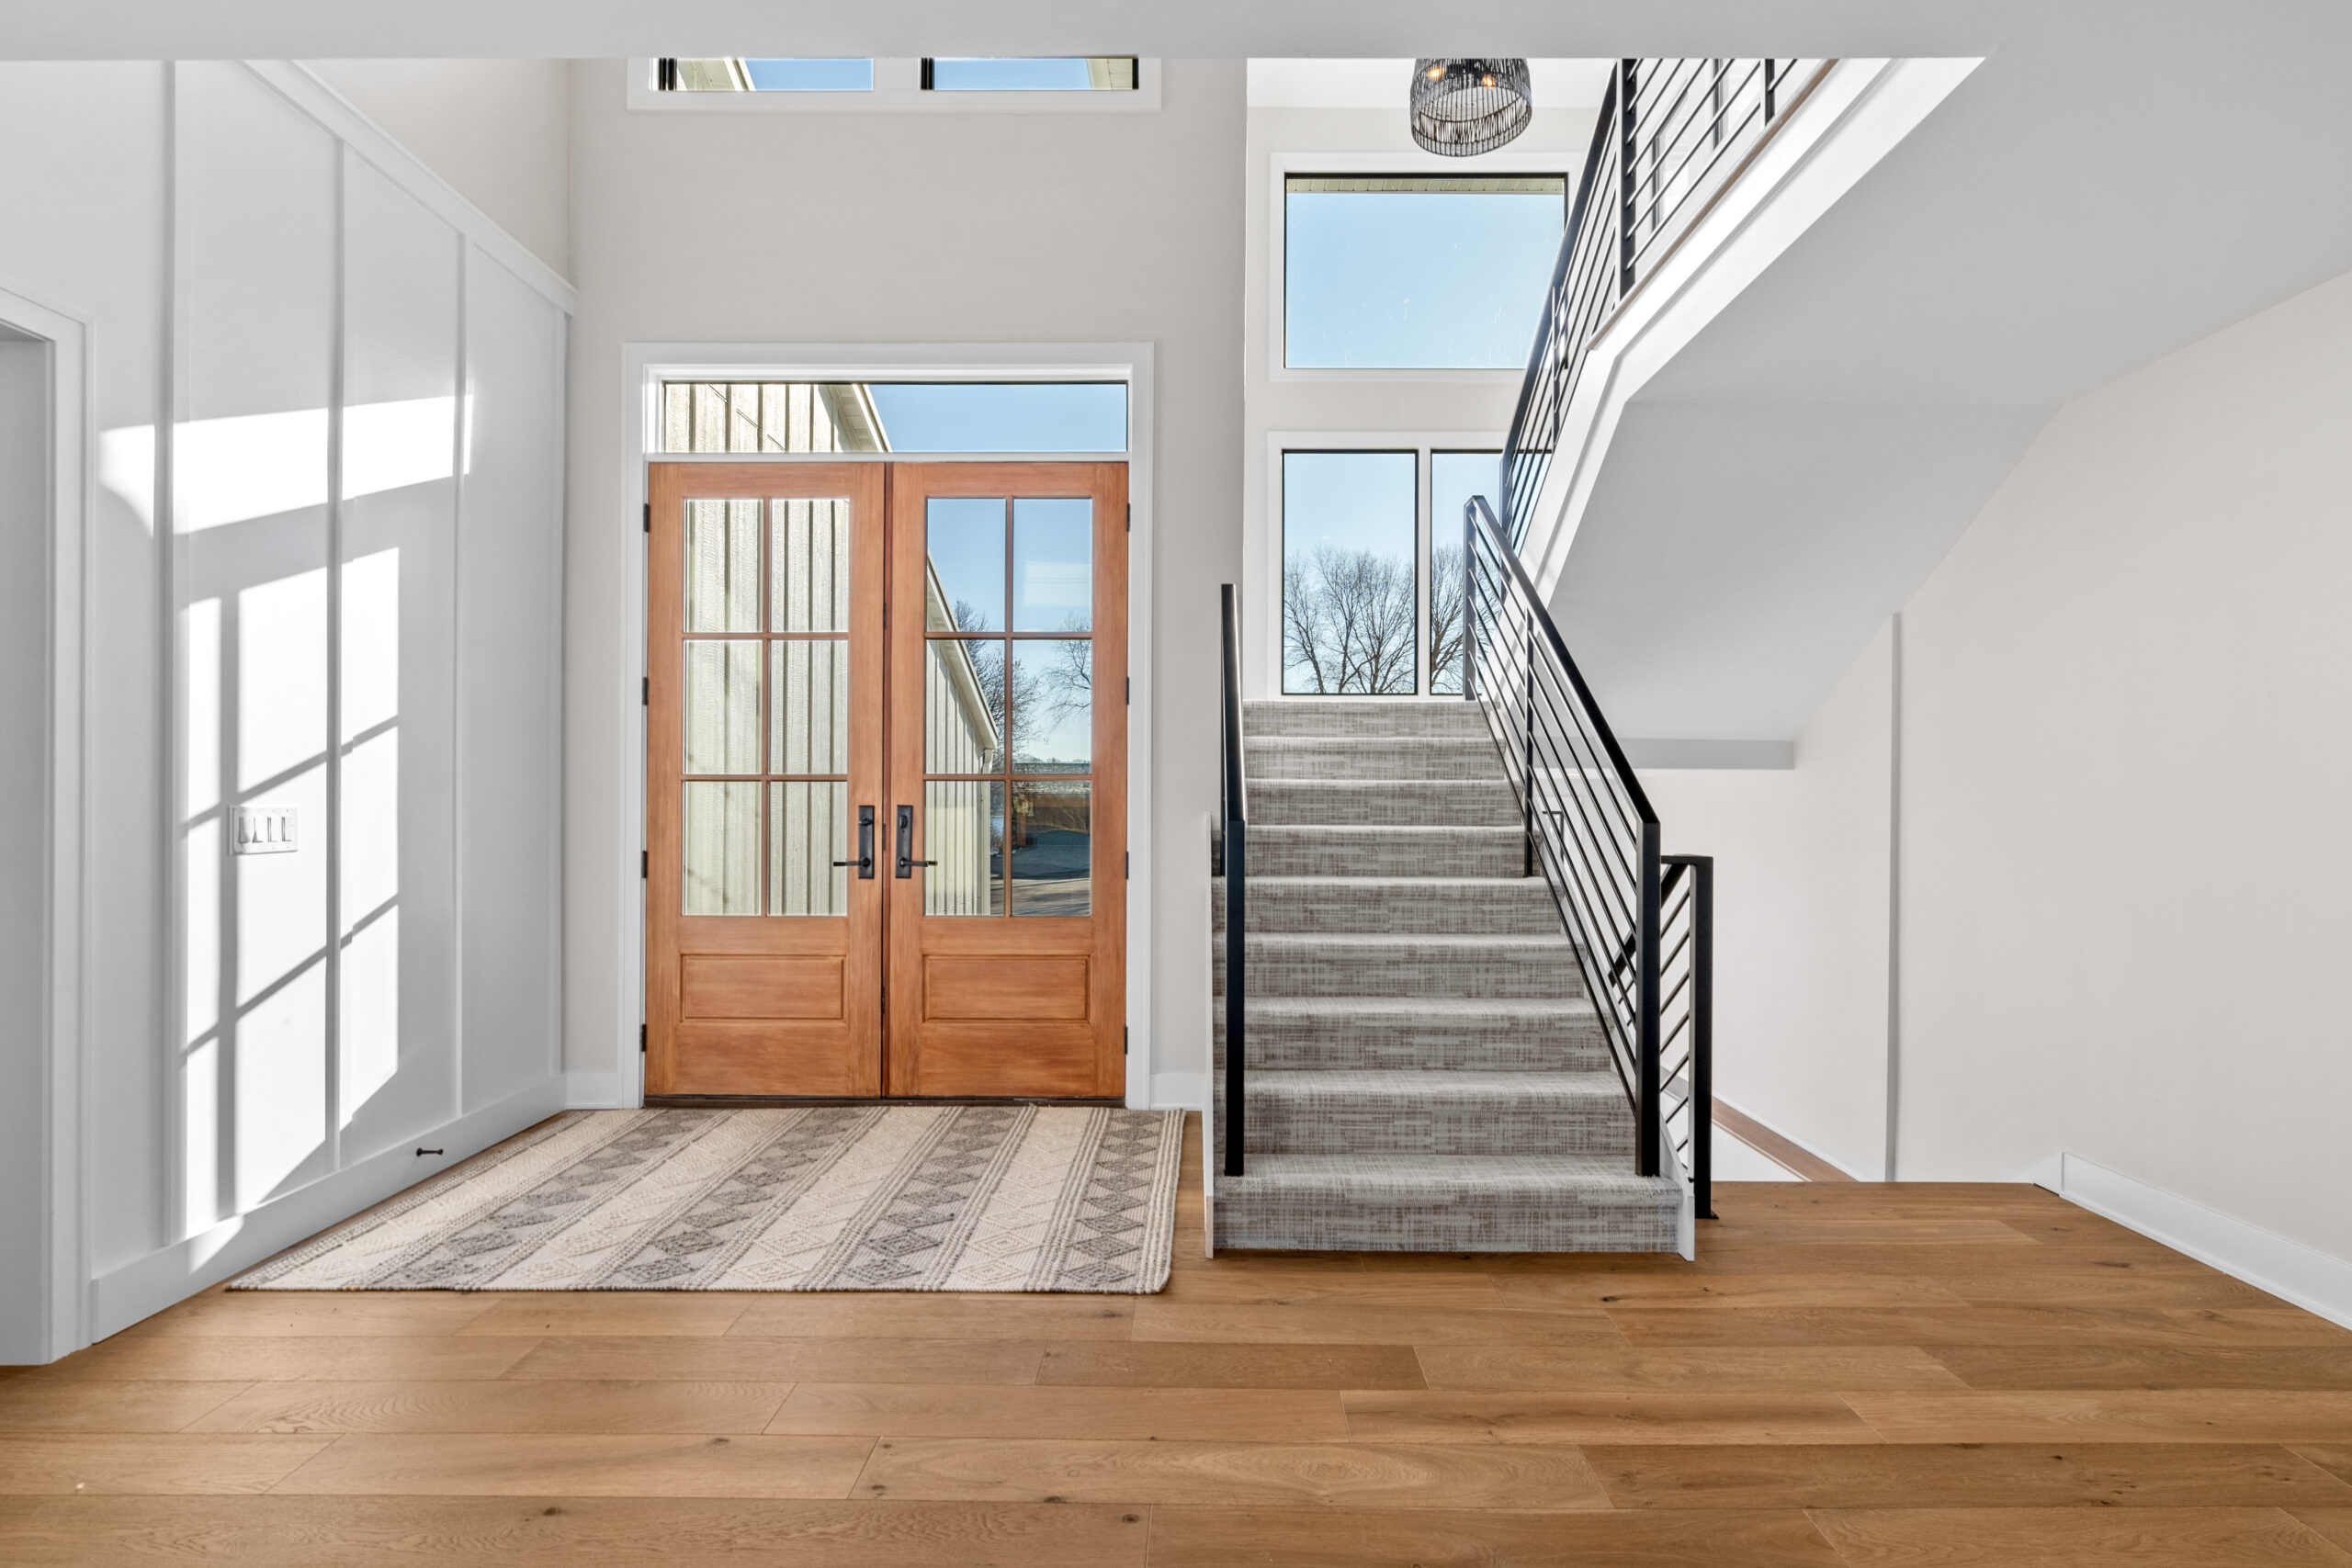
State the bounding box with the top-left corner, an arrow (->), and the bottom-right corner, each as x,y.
1211,699 -> 1681,1252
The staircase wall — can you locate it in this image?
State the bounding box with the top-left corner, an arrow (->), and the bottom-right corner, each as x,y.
1645,262 -> 2352,1289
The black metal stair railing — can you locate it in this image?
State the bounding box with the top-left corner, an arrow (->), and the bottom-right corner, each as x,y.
1503,57 -> 1826,545
1464,497 -> 1711,1220
1216,582 -> 1249,1178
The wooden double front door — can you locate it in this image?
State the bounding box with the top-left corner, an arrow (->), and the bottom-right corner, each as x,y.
645,461 -> 1126,1099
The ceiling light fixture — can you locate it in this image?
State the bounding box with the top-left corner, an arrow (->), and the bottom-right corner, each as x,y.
1408,58 -> 1532,157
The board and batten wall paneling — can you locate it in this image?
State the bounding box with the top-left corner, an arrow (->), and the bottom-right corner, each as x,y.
457,243 -> 567,1114
337,151 -> 463,1166
0,59 -> 572,1358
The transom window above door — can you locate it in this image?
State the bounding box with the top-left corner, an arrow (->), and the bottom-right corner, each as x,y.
1283,175 -> 1566,370
1281,446 -> 1498,696
657,380 -> 1128,455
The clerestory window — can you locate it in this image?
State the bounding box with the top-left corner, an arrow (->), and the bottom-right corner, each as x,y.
1283,175 -> 1567,370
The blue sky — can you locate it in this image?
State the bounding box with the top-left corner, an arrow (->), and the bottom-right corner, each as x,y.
929,59 -> 1101,91
1430,450 -> 1504,545
1283,451 -> 1416,567
1286,187 -> 1565,368
741,59 -> 873,91
866,382 -> 1127,453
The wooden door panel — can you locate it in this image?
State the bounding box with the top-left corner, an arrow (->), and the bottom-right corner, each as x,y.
670,1021 -> 865,1097
647,457 -> 1124,1101
645,462 -> 884,1098
922,955 -> 1091,1021
680,954 -> 846,1020
901,1029 -> 1105,1099
884,463 -> 1127,1099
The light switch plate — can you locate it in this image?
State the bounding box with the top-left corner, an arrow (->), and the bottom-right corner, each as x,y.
232,805 -> 298,855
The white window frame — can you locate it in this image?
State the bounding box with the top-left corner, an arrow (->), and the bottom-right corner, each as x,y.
1268,150 -> 1574,384
617,344 -> 1160,1110
628,58 -> 1163,114
1263,430 -> 1505,701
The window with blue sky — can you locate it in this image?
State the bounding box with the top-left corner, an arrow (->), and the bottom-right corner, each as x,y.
925,59 -> 1137,92
661,382 -> 1127,456
1284,175 -> 1566,370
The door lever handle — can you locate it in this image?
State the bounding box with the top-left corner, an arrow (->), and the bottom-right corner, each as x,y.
831,805 -> 876,878
894,803 -> 936,877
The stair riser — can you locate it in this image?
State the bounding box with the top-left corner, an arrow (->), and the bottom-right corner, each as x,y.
1215,881 -> 1560,935
1244,701 -> 1492,739
1215,1013 -> 1611,1073
1246,828 -> 1524,877
1250,739 -> 1506,782
1216,1089 -> 1634,1157
1216,943 -> 1581,999
1251,779 -> 1521,829
1211,1186 -> 1679,1253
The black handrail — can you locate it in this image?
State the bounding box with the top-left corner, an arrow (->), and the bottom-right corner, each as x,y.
1464,496 -> 1710,1208
1217,583 -> 1248,1178
1503,57 -> 1824,544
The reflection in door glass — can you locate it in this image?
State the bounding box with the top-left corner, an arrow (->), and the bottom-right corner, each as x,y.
769,781 -> 849,915
1012,498 -> 1092,631
926,638 -> 1004,773
769,640 -> 848,774
924,498 -> 1006,632
924,778 -> 1003,916
771,499 -> 853,632
683,640 -> 762,773
684,499 -> 762,632
1011,641 -> 1091,772
683,781 -> 761,914
1010,780 -> 1089,917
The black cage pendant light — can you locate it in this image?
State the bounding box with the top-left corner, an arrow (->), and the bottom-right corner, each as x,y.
1409,59 -> 1532,156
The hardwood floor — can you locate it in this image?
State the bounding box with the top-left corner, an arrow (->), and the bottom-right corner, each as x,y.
5,1115 -> 2351,1565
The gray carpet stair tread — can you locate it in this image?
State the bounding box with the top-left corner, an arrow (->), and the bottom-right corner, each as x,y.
1223,1152 -> 1678,1193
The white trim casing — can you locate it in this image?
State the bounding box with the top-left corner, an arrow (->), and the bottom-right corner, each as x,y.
617,344 -> 1159,1110
0,284 -> 92,1363
2022,1151 -> 2352,1334
626,58 -> 1163,116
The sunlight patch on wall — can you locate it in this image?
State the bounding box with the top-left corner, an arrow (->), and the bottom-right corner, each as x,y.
99,396 -> 463,531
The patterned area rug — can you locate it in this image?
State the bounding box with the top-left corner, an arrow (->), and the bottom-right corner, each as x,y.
232,1105 -> 1184,1293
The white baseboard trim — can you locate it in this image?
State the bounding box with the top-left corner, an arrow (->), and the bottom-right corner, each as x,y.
87,1077 -> 569,1345
565,1069 -> 637,1109
2023,1150 -> 2352,1332
1150,1072 -> 1206,1111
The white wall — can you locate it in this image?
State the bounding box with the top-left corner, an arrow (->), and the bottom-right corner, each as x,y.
1642,623 -> 1894,1179
561,59 -> 1245,1102
306,60 -> 571,278
1895,264 -> 2352,1261
1655,262 -> 2352,1270
0,61 -> 571,1357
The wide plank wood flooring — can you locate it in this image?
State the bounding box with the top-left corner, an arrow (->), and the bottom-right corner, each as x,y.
4,1114 -> 2351,1564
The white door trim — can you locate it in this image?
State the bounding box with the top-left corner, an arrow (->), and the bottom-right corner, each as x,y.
0,280 -> 93,1361
615,344 -> 1159,1109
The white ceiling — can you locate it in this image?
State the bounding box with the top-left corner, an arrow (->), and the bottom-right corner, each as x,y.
0,1 -> 2024,62
1247,58 -> 1614,110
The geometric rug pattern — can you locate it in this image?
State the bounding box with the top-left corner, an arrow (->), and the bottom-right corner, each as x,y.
232,1106 -> 1184,1294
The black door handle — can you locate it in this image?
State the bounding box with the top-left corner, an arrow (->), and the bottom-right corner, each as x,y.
831,805 -> 876,878
895,803 -> 936,877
